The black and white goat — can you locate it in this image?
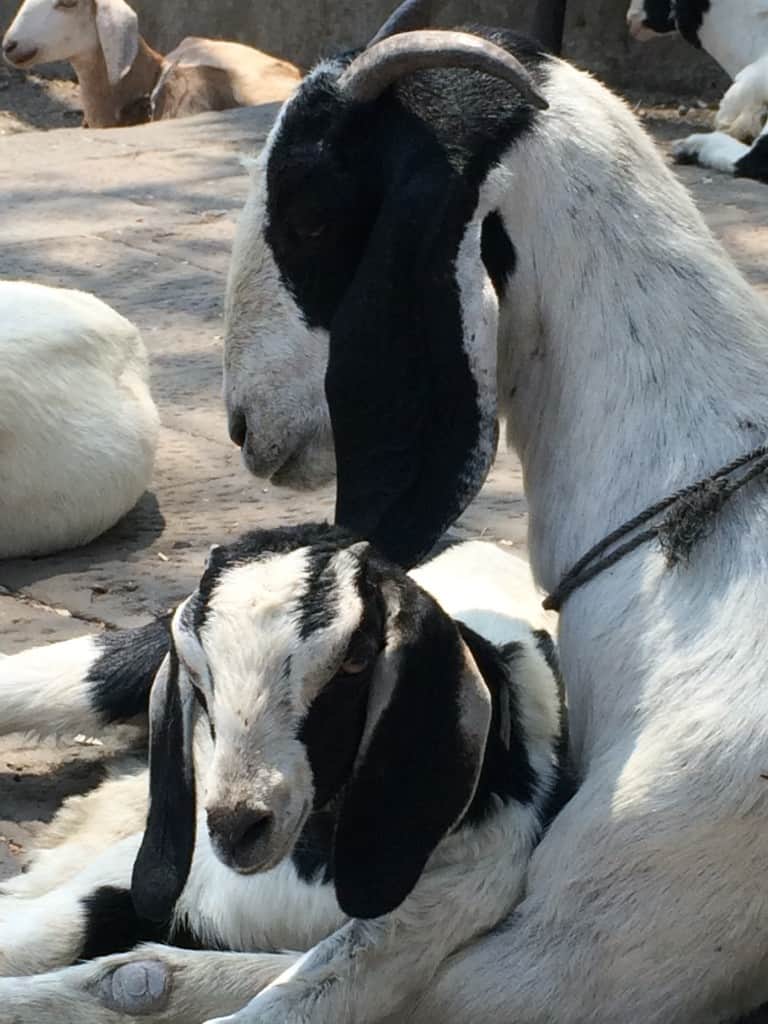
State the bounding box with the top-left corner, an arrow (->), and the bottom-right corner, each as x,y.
0,525 -> 569,1024
222,1 -> 768,1019
626,0 -> 768,180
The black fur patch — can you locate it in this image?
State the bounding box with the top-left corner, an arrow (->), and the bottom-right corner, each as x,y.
264,31 -> 549,567
674,0 -> 711,47
735,135 -> 768,185
292,809 -> 336,884
481,211 -> 517,299
456,627 -> 537,826
79,886 -> 205,962
88,617 -> 170,722
80,886 -> 167,960
639,0 -> 676,33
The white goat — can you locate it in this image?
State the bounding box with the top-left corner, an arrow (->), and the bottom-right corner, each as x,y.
0,528 -> 569,1024
0,280 -> 158,558
1,0 -> 301,129
626,0 -> 768,179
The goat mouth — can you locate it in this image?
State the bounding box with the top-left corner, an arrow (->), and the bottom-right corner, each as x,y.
4,47 -> 39,66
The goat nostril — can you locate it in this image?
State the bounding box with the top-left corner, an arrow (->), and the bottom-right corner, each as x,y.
4,40 -> 17,55
228,409 -> 247,448
208,807 -> 275,871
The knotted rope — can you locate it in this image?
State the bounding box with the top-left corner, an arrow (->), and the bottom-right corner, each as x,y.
543,443 -> 768,613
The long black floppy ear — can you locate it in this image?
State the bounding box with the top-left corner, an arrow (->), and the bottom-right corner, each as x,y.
131,647 -> 196,923
333,573 -> 492,919
327,157 -> 498,569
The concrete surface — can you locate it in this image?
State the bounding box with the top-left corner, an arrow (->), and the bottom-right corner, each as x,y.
0,0 -> 730,98
0,101 -> 766,1016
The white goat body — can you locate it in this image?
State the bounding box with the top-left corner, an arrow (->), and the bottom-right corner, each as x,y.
0,280 -> 158,558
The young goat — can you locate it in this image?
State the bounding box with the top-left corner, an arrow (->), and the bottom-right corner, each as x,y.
0,280 -> 158,558
221,1 -> 768,1019
626,0 -> 768,180
0,526 -> 570,1024
1,0 -> 301,128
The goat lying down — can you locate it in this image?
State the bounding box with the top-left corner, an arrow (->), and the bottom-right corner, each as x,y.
626,0 -> 768,181
0,526 -> 570,1024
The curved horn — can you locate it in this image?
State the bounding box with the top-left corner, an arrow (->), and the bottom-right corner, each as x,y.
367,0 -> 440,47
339,30 -> 549,110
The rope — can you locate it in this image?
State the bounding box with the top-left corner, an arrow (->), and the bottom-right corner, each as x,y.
543,443 -> 768,613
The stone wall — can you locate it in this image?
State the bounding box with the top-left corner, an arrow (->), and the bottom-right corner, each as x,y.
0,0 -> 729,97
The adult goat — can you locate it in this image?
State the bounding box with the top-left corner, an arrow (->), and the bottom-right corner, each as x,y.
220,0 -> 768,1020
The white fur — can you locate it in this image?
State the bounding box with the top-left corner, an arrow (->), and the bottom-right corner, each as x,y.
0,540 -> 563,1024
0,281 -> 158,558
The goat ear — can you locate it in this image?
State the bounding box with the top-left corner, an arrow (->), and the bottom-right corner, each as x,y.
95,0 -> 139,85
131,648 -> 196,923
327,164 -> 498,568
333,575 -> 492,919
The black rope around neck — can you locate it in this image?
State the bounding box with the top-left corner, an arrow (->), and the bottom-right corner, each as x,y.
543,443 -> 768,613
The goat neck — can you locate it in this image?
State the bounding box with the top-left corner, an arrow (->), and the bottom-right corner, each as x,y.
71,35 -> 162,128
492,61 -> 768,596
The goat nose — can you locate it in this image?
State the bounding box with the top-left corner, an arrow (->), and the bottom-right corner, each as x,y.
207,806 -> 275,873
228,408 -> 247,448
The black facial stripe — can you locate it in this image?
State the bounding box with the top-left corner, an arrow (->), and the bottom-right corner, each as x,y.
297,548 -> 339,639
673,0 -> 711,47
455,626 -> 537,827
87,616 -> 170,722
193,524 -> 363,636
481,211 -> 517,300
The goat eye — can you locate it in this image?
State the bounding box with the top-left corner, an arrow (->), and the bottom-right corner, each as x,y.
54,0 -> 78,8
339,655 -> 370,675
293,221 -> 326,241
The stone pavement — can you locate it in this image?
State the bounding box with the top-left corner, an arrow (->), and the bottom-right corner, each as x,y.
0,105 -> 767,882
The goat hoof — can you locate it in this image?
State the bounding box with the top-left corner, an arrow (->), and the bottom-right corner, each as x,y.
96,960 -> 171,1015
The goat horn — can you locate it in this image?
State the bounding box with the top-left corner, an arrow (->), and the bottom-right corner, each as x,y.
339,30 -> 549,109
367,0 -> 441,47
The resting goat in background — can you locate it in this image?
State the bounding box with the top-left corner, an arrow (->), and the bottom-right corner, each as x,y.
0,526 -> 569,1024
626,0 -> 768,181
220,0 -> 768,1019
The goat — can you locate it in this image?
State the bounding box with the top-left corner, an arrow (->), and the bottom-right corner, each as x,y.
0,526 -> 570,1024
1,0 -> 301,129
218,1 -> 768,1019
626,0 -> 768,180
0,280 -> 158,558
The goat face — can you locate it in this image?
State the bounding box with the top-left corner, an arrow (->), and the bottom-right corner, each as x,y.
626,0 -> 676,40
3,0 -> 138,86
2,0 -> 99,67
225,25 -> 548,567
131,523 -> 492,922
